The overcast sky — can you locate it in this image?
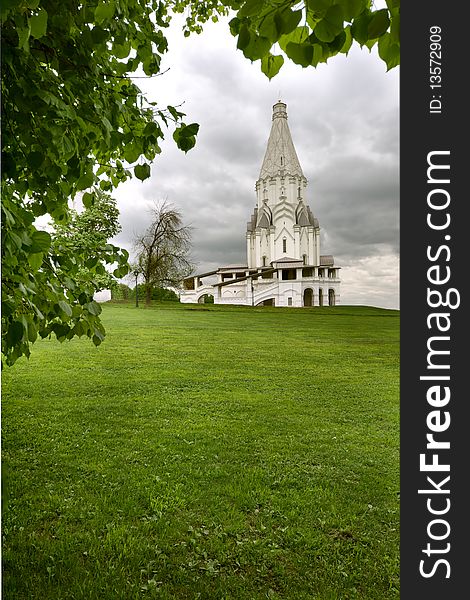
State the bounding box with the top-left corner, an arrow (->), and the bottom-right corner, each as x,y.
112,13 -> 399,310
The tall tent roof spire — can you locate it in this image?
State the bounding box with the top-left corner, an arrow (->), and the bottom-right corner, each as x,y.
258,101 -> 304,180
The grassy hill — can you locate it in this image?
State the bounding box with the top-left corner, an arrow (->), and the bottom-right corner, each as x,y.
2,303 -> 400,599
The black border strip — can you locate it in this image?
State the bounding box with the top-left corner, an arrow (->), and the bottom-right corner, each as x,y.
400,2 -> 469,597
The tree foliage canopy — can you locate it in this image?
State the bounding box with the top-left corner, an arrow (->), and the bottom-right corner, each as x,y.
1,0 -> 197,365
52,190 -> 126,293
172,0 -> 400,77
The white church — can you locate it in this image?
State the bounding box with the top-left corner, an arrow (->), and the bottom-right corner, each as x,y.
180,101 -> 341,307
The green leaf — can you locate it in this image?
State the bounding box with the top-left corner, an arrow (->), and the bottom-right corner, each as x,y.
175,135 -> 196,153
341,0 -> 367,21
29,7 -> 48,39
113,265 -> 129,278
307,0 -> 334,11
239,0 -> 266,18
314,43 -> 329,67
95,1 -> 115,24
102,116 -> 113,135
143,122 -> 158,136
285,42 -> 314,68
385,0 -> 400,10
167,105 -> 184,121
85,301 -> 101,316
259,13 -> 278,42
8,231 -> 22,250
261,54 -> 284,79
237,24 -> 251,51
124,142 -> 141,164
7,321 -> 25,347
274,8 -> 302,36
278,27 -> 310,53
73,321 -> 85,337
390,13 -> 400,44
63,277 -> 77,292
367,9 -> 390,39
31,230 -> 51,252
76,171 -> 94,191
27,321 -> 38,343
28,252 -> 43,270
134,163 -> 151,181
340,25 -> 353,54
243,34 -> 272,61
85,256 -> 99,269
33,305 -> 44,320
351,10 -> 371,45
92,326 -> 105,345
17,24 -> 31,51
82,192 -> 95,208
229,17 -> 241,36
36,89 -> 59,106
327,30 -> 346,53
27,151 -> 44,169
58,301 -> 73,317
314,5 -> 344,43
173,125 -> 198,153
180,123 -> 199,137
91,26 -> 108,44
99,179 -> 112,191
143,55 -> 161,76
52,323 -> 70,340
378,32 -> 400,70
113,40 -> 131,59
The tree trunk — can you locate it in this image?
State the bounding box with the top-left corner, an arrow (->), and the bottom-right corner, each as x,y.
145,282 -> 152,305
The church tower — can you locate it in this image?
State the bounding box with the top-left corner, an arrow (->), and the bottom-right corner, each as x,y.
246,101 -> 320,268
181,101 -> 340,307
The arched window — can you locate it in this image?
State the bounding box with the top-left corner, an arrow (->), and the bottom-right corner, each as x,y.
262,255 -> 267,267
303,254 -> 307,265
329,289 -> 336,306
282,238 -> 287,253
303,288 -> 313,307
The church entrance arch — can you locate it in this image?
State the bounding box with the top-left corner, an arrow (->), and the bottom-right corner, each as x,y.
198,294 -> 214,304
256,298 -> 275,307
328,289 -> 336,306
303,288 -> 313,307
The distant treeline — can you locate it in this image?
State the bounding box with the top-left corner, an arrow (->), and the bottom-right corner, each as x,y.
111,284 -> 179,302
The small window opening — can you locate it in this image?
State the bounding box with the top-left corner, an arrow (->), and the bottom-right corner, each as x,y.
282,238 -> 287,253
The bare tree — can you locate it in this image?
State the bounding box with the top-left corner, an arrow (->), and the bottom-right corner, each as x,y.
133,202 -> 194,305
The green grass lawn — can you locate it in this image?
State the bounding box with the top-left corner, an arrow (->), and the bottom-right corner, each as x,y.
2,303 -> 399,599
